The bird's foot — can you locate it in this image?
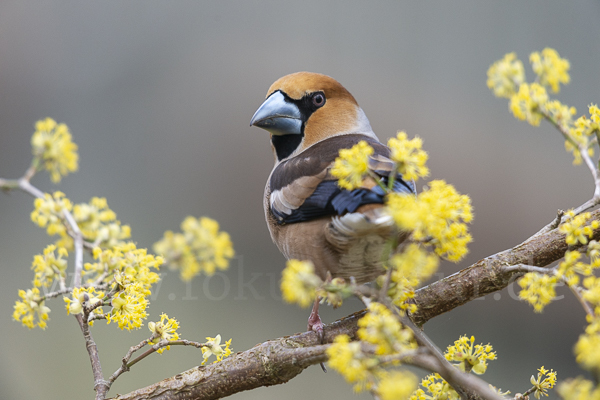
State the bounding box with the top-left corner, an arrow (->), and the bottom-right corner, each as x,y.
307,313 -> 325,344
307,298 -> 327,373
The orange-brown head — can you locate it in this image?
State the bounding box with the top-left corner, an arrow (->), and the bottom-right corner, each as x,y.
250,72 -> 376,162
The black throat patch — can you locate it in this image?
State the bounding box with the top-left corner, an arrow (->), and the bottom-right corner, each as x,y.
271,133 -> 304,161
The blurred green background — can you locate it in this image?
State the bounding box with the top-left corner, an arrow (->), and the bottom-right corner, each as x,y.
1,1 -> 599,399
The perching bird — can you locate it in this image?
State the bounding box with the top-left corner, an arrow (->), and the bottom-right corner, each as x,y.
250,72 -> 415,340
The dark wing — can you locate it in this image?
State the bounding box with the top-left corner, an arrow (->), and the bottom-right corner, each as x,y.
269,134 -> 414,225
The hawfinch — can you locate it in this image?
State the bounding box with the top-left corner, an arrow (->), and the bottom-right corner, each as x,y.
250,72 -> 414,339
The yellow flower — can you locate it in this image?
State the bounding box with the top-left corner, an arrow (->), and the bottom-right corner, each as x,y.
556,250 -> 585,286
31,191 -> 72,239
280,259 -> 322,308
390,243 -> 439,288
84,243 -> 162,293
31,244 -> 68,287
148,313 -> 180,354
567,115 -> 594,165
575,333 -> 600,372
529,366 -> 557,399
559,211 -> 599,246
201,334 -> 233,365
327,334 -> 374,392
377,370 -> 418,400
72,197 -> 131,249
410,373 -> 458,400
582,276 -> 600,315
357,302 -> 416,355
386,244 -> 439,311
487,52 -> 526,98
64,287 -> 104,315
518,272 -> 558,312
387,131 -> 429,182
13,287 -> 51,329
154,216 -> 234,281
545,100 -> 576,127
530,48 -> 570,93
331,141 -> 374,190
107,283 -> 148,330
387,180 -> 473,261
557,377 -> 600,400
31,118 -> 78,183
316,277 -> 352,308
509,82 -> 549,126
444,335 -> 496,375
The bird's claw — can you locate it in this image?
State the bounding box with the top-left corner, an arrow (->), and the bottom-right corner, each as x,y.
308,319 -> 325,344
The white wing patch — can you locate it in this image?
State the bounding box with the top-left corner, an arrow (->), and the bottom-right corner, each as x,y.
270,173 -> 325,215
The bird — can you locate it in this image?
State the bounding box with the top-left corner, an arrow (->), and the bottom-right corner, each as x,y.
250,72 -> 415,342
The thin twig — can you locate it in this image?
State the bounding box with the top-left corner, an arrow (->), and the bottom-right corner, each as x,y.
127,339 -> 207,369
41,287 -> 73,300
62,209 -> 84,287
564,279 -> 595,318
108,338 -> 152,385
544,113 -> 600,198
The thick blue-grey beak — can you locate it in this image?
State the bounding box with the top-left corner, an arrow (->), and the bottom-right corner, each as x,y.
250,91 -> 302,136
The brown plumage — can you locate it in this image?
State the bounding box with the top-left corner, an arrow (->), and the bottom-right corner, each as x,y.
251,72 -> 414,341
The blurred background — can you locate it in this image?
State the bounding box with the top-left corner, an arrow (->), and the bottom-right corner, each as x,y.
1,1 -> 599,399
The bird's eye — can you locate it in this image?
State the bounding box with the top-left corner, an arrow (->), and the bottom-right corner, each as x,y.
312,92 -> 325,107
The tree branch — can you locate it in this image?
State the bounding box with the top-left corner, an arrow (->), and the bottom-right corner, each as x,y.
109,208 -> 600,400
410,207 -> 600,326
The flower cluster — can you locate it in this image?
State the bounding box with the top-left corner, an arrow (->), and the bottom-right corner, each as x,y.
13,288 -> 51,329
377,371 -> 418,400
153,216 -> 234,281
487,49 -> 600,166
518,210 -> 600,313
518,272 -> 559,312
148,313 -> 180,354
357,302 -> 416,355
201,334 -> 233,365
64,287 -> 104,316
107,282 -> 149,330
84,243 -> 162,291
529,366 -> 557,399
327,334 -> 377,392
384,243 -> 438,311
386,180 -> 473,261
331,132 -> 429,192
560,211 -> 600,246
330,140 -> 374,190
31,193 -> 131,250
444,335 -> 496,375
280,259 -> 322,308
62,243 -> 163,330
30,118 -> 78,183
509,82 -> 549,126
31,191 -> 72,238
410,373 -> 458,400
530,48 -> 570,93
410,335 -> 498,399
328,303 -> 419,396
31,244 -> 68,288
72,197 -> 131,249
558,377 -> 600,400
486,52 -> 525,98
387,131 -> 429,182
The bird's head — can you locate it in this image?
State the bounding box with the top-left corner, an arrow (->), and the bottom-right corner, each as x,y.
250,72 -> 375,162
